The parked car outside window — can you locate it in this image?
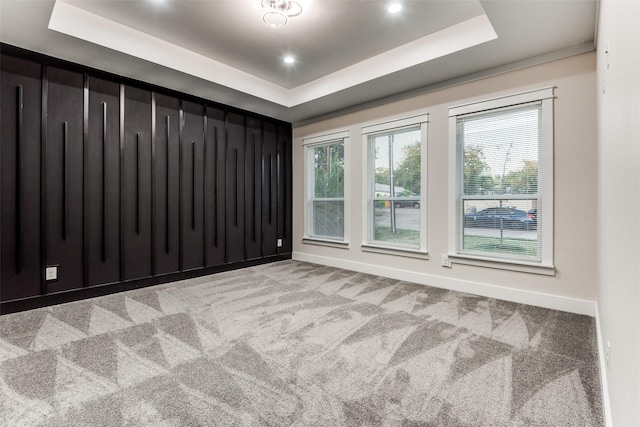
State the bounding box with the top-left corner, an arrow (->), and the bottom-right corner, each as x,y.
395,198 -> 420,208
464,207 -> 535,230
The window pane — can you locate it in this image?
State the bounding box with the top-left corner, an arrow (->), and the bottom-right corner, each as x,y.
312,200 -> 344,239
313,143 -> 344,198
373,201 -> 420,247
373,127 -> 421,199
461,199 -> 539,260
460,106 -> 539,196
369,125 -> 422,249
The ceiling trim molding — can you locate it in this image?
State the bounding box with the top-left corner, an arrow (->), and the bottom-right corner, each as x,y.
292,42 -> 595,127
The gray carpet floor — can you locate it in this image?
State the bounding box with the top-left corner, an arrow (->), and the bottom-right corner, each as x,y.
0,260 -> 603,426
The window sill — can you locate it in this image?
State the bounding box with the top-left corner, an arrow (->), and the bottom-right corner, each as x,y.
362,244 -> 429,260
302,238 -> 350,249
448,253 -> 555,276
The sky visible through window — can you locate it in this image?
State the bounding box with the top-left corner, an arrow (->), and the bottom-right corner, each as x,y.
462,107 -> 538,181
373,127 -> 421,197
374,128 -> 420,170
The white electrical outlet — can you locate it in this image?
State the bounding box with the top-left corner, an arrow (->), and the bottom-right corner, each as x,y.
45,266 -> 58,281
441,254 -> 452,268
605,341 -> 611,372
277,238 -> 283,247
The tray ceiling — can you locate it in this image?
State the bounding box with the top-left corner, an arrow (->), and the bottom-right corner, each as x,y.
0,0 -> 597,124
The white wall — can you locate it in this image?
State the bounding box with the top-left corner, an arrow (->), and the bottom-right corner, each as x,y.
292,52 -> 598,314
597,0 -> 640,425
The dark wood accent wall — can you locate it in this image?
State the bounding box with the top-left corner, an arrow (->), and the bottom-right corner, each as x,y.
0,45 -> 293,314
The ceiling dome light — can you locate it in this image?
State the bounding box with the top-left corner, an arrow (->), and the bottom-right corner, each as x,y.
261,0 -> 302,28
284,56 -> 295,64
388,3 -> 402,13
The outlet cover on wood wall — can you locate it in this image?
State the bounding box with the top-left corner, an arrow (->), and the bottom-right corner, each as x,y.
45,266 -> 58,281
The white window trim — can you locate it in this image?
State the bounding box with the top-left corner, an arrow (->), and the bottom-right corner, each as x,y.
362,114 -> 428,255
301,237 -> 350,249
447,87 -> 555,274
303,130 -> 350,246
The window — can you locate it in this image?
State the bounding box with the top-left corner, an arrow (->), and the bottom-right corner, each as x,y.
448,88 -> 554,274
304,132 -> 348,243
363,115 -> 428,254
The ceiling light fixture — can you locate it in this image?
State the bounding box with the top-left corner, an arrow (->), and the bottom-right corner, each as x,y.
261,0 -> 302,28
388,3 -> 402,14
284,56 -> 295,64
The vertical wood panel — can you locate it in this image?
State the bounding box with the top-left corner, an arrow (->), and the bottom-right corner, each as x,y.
278,124 -> 293,254
0,54 -> 42,301
205,106 -> 226,267
226,112 -> 245,263
153,93 -> 181,275
122,85 -> 152,281
181,100 -> 205,270
86,76 -> 121,286
245,117 -> 263,260
262,122 -> 279,257
44,66 -> 84,293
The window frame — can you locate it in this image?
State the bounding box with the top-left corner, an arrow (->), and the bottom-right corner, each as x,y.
447,88 -> 555,275
362,114 -> 428,257
303,130 -> 349,247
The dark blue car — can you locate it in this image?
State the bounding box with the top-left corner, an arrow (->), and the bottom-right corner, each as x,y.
464,207 -> 535,230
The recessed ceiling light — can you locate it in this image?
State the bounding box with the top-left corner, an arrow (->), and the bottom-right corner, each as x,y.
388,3 -> 402,13
284,56 -> 295,64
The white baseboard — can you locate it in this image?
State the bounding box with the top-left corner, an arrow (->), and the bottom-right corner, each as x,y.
292,252 -> 596,316
594,303 -> 614,427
